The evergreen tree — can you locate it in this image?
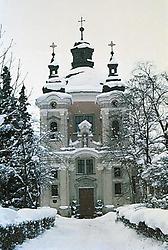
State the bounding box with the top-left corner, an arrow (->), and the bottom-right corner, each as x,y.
10,84 -> 40,208
0,66 -> 20,206
0,68 -> 40,208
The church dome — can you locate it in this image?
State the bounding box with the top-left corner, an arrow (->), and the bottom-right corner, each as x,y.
65,66 -> 102,93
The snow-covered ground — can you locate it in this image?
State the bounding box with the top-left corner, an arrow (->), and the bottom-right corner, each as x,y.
16,212 -> 167,250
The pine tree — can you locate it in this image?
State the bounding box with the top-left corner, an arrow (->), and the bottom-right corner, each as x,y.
0,68 -> 40,208
10,84 -> 40,208
0,66 -> 20,206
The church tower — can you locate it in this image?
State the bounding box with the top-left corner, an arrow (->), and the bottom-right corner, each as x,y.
36,43 -> 72,149
71,17 -> 94,69
96,41 -> 126,145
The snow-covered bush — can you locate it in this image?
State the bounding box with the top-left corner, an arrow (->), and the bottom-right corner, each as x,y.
117,204 -> 168,241
0,207 -> 57,249
71,200 -> 80,218
95,200 -> 104,216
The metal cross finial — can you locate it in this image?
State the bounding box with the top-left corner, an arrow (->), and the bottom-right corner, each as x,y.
78,17 -> 85,40
50,42 -> 57,54
108,41 -> 116,53
78,17 -> 85,27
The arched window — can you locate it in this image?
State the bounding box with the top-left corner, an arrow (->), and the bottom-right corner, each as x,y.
50,121 -> 58,139
50,122 -> 57,132
112,120 -> 119,137
114,167 -> 121,178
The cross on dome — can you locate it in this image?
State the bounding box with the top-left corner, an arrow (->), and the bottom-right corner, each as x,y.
78,16 -> 85,27
50,42 -> 57,55
108,41 -> 116,54
78,17 -> 85,40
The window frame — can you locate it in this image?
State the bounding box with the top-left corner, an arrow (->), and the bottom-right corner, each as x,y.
50,121 -> 58,132
52,170 -> 58,179
49,121 -> 58,139
111,120 -> 120,137
114,167 -> 121,178
114,183 -> 122,195
51,184 -> 59,197
74,114 -> 95,133
77,158 -> 95,175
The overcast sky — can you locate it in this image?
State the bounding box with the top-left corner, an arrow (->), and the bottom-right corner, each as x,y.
0,0 -> 167,103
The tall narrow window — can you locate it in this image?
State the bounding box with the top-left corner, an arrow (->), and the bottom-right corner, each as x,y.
50,121 -> 58,139
115,183 -> 121,195
77,159 -> 85,174
50,122 -> 57,132
114,167 -> 121,178
51,185 -> 58,196
52,170 -> 58,179
86,159 -> 94,175
112,120 -> 119,137
132,176 -> 136,193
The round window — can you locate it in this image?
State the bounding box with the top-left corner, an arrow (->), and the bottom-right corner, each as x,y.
50,101 -> 57,108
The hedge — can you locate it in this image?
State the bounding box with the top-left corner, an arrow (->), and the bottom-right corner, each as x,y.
0,216 -> 55,250
117,216 -> 168,242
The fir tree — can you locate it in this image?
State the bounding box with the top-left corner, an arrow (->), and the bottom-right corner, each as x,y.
0,66 -> 20,206
10,84 -> 40,208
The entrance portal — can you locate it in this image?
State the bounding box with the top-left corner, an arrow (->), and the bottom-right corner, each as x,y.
79,188 -> 94,218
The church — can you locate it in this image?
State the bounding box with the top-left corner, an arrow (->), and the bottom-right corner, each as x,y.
36,18 -> 137,218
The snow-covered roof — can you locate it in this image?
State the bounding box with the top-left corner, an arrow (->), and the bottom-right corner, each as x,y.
46,76 -> 63,83
73,40 -> 93,50
65,67 -> 103,93
36,91 -> 72,107
43,75 -> 66,92
105,79 -> 125,89
96,90 -> 125,105
78,120 -> 92,131
49,58 -> 58,67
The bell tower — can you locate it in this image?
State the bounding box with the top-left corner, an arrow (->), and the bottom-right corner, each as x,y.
71,17 -> 94,69
102,41 -> 125,92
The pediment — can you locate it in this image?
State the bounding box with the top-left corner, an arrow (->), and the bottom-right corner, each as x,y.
36,92 -> 72,108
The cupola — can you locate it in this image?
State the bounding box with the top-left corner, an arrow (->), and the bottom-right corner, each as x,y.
102,41 -> 125,93
70,17 -> 94,69
42,42 -> 65,94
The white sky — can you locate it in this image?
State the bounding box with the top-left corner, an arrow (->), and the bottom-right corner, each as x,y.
0,0 -> 168,103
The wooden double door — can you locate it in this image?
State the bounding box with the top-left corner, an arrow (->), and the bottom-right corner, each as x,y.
79,188 -> 95,218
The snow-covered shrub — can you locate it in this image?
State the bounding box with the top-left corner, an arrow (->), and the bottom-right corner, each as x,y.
71,200 -> 80,218
95,200 -> 104,216
117,204 -> 168,241
0,207 -> 56,249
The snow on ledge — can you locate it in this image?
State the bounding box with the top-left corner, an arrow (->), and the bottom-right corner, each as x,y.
59,206 -> 69,210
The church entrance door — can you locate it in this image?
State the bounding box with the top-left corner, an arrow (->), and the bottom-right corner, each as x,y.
79,188 -> 94,218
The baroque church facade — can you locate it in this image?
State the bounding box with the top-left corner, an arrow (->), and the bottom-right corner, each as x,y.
36,20 -> 137,218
